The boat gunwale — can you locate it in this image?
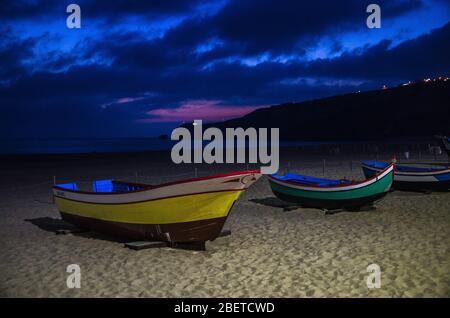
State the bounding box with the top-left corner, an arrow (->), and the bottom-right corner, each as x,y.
54,188 -> 244,205
52,169 -> 261,195
361,162 -> 450,176
268,164 -> 394,191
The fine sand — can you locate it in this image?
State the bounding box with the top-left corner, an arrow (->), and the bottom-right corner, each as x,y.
0,150 -> 449,297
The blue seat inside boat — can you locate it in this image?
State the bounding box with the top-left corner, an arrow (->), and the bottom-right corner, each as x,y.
363,160 -> 389,169
56,180 -> 145,193
396,165 -> 439,172
92,179 -> 114,192
56,183 -> 78,190
92,179 -> 145,192
271,173 -> 352,187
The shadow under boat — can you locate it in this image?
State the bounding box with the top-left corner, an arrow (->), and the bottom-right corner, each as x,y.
250,197 -> 300,211
25,217 -> 232,250
25,217 -> 127,243
250,197 -> 377,213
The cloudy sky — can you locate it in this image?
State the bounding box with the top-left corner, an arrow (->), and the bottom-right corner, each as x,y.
1,0 -> 449,138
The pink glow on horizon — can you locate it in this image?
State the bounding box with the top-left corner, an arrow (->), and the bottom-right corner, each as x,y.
139,100 -> 265,123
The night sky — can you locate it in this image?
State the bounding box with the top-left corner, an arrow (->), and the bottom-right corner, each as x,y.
1,0 -> 449,138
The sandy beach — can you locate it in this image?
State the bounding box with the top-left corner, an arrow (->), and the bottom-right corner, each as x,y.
1,149 -> 449,297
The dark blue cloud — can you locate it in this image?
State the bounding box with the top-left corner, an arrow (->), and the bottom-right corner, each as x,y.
0,0 -> 207,20
0,0 -> 449,138
208,0 -> 423,55
298,22 -> 450,81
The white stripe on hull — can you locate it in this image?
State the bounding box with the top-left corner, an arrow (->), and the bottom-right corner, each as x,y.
361,164 -> 442,183
269,165 -> 393,192
394,175 -> 438,182
53,172 -> 261,204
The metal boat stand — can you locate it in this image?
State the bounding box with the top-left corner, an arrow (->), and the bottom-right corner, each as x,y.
124,230 -> 232,251
55,228 -> 90,235
53,226 -> 231,251
322,204 -> 377,215
322,208 -> 344,215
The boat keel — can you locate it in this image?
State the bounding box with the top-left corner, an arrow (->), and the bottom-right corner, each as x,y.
60,212 -> 228,243
272,191 -> 387,211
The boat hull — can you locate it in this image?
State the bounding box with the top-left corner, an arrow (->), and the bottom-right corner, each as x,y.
270,190 -> 388,210
55,189 -> 241,243
268,165 -> 393,210
60,212 -> 227,242
361,162 -> 450,191
392,180 -> 450,191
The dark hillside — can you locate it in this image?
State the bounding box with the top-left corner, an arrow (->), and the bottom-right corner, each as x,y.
186,79 -> 450,141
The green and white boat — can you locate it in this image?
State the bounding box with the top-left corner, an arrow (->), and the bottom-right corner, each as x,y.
268,163 -> 394,210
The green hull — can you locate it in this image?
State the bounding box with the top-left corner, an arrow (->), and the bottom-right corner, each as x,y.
269,169 -> 393,209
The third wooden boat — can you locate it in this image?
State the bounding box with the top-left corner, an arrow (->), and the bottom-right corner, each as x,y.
361,160 -> 450,191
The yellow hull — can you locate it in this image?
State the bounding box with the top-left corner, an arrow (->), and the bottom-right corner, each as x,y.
55,190 -> 243,224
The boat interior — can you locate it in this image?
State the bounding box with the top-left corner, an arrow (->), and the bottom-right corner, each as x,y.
271,173 -> 353,187
55,180 -> 148,193
363,160 -> 447,172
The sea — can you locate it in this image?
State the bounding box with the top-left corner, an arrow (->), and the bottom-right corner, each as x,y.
0,138 -> 333,155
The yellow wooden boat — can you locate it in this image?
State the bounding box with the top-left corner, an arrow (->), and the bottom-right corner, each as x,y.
53,170 -> 261,244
